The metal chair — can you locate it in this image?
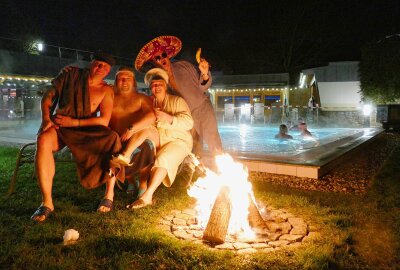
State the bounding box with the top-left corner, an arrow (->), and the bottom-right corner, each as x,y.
7,142 -> 74,195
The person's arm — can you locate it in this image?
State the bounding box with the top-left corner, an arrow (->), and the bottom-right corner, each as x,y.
120,95 -> 156,142
38,69 -> 68,132
128,95 -> 156,131
53,85 -> 114,127
198,58 -> 212,90
156,97 -> 193,131
39,87 -> 58,132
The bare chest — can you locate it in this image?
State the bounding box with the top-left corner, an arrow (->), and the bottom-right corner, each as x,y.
114,98 -> 141,114
88,86 -> 106,113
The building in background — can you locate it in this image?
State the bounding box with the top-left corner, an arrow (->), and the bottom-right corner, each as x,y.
300,61 -> 373,127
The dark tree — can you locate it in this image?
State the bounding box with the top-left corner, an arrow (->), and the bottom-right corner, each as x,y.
359,35 -> 400,104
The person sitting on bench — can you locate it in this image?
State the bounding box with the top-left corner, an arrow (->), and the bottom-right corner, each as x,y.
31,52 -> 121,222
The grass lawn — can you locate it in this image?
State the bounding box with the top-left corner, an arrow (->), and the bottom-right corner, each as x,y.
0,141 -> 399,270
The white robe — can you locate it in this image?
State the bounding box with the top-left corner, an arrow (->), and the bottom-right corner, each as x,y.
153,94 -> 193,186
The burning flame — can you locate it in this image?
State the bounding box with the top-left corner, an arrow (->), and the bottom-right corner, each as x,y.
187,153 -> 256,239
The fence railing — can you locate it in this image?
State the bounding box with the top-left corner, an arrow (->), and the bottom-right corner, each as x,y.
0,36 -> 132,66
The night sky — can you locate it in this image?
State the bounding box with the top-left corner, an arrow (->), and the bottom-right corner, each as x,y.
1,0 -> 399,75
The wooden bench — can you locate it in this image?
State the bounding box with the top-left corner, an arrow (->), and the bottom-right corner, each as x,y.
8,143 -> 204,195
8,142 -> 74,195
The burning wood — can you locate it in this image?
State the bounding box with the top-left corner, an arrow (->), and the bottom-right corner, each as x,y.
188,153 -> 268,244
248,194 -> 269,234
202,186 -> 232,244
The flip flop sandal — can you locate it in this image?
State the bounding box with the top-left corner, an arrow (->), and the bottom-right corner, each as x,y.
31,206 -> 53,222
97,198 -> 114,212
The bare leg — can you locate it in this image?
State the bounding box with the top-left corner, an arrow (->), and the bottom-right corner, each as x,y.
98,176 -> 115,213
137,164 -> 152,194
33,128 -> 60,221
127,167 -> 167,208
116,128 -> 159,165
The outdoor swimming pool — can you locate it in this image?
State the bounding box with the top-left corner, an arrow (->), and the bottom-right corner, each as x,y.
218,124 -> 367,157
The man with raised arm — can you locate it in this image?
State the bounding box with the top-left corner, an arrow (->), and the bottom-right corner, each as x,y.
135,36 -> 222,159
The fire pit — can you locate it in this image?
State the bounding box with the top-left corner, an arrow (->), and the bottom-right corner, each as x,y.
158,154 -> 318,253
158,206 -> 314,253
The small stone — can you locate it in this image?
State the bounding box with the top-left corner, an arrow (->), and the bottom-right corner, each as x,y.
288,218 -> 306,227
215,243 -> 234,250
265,221 -> 280,233
268,240 -> 289,247
251,243 -> 270,249
290,225 -> 308,235
163,215 -> 174,221
236,237 -> 257,244
268,233 -> 281,241
188,224 -> 202,230
193,231 -> 203,238
186,216 -> 197,225
279,234 -> 304,242
233,242 -> 252,250
237,248 -> 258,254
171,225 -> 188,231
280,222 -> 292,234
172,218 -> 187,226
173,230 -> 191,240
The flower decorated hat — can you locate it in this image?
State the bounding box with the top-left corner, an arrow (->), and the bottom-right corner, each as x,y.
135,35 -> 182,72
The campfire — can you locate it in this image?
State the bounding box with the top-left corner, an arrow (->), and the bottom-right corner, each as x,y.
187,154 -> 267,244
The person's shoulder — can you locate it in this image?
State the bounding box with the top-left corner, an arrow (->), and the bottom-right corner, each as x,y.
55,66 -> 81,78
168,94 -> 187,104
136,91 -> 150,99
137,92 -> 152,104
172,59 -> 194,69
102,83 -> 114,95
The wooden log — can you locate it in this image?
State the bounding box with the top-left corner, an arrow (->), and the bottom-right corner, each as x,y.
248,195 -> 268,234
202,186 -> 232,244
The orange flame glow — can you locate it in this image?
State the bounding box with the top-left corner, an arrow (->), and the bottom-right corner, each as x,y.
187,154 -> 256,239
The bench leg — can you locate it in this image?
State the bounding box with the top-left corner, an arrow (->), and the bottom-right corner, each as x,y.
8,151 -> 24,195
7,142 -> 37,196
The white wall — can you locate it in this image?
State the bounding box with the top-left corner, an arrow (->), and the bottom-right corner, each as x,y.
318,81 -> 362,111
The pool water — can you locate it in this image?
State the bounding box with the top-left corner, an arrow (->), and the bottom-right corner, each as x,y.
218,124 -> 364,156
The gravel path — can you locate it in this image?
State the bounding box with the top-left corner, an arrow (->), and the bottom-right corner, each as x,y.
249,133 -> 400,194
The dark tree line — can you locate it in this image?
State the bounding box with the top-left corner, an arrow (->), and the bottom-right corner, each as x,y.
359,35 -> 400,104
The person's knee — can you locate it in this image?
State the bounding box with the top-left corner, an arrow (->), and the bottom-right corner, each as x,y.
37,131 -> 58,151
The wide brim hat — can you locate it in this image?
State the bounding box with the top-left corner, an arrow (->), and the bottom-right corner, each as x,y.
92,51 -> 116,66
135,35 -> 182,72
